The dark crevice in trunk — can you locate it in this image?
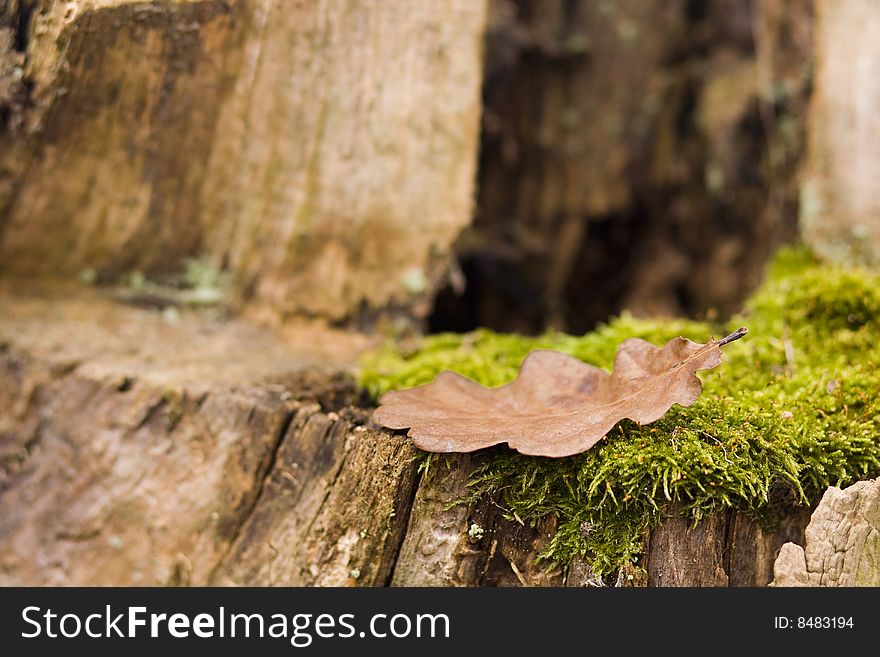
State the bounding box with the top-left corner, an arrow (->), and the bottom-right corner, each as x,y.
428,0 -> 808,337
13,1 -> 35,53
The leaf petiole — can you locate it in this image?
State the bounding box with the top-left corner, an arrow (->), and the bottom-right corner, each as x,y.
716,326 -> 749,347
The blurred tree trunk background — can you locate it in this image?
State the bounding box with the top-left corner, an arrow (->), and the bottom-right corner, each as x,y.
1,0 -> 822,335
4,1 -> 873,334
800,0 -> 880,266
0,0 -> 485,327
431,0 -> 813,334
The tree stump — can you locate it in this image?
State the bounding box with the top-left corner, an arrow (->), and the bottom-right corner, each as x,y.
0,285 -> 814,586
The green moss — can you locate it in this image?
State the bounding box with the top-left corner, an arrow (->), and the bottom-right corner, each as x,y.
358,246 -> 880,576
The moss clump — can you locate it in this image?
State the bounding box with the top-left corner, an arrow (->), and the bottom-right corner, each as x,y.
359,247 -> 880,576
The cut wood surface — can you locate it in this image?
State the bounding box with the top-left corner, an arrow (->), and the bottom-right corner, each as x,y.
0,286 -> 811,586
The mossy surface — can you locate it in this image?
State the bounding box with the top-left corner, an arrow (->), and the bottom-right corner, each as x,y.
359,247 -> 880,575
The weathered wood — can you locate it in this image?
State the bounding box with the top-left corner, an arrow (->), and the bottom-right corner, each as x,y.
391,455 -> 484,586
0,0 -> 244,273
0,284 -> 370,585
0,288 -> 815,586
0,291 -> 561,586
646,504 -> 730,587
211,408 -> 420,587
726,505 -> 814,587
645,503 -> 813,588
772,479 -> 880,587
390,455 -> 564,586
0,0 -> 487,326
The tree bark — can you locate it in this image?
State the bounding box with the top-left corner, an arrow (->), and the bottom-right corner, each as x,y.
0,0 -> 486,327
645,502 -> 813,587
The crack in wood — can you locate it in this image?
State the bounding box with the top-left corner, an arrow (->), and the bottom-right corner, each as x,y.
206,404 -> 295,583
382,459 -> 424,586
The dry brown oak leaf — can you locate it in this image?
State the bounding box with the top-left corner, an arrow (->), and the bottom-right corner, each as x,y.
372,328 -> 748,457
